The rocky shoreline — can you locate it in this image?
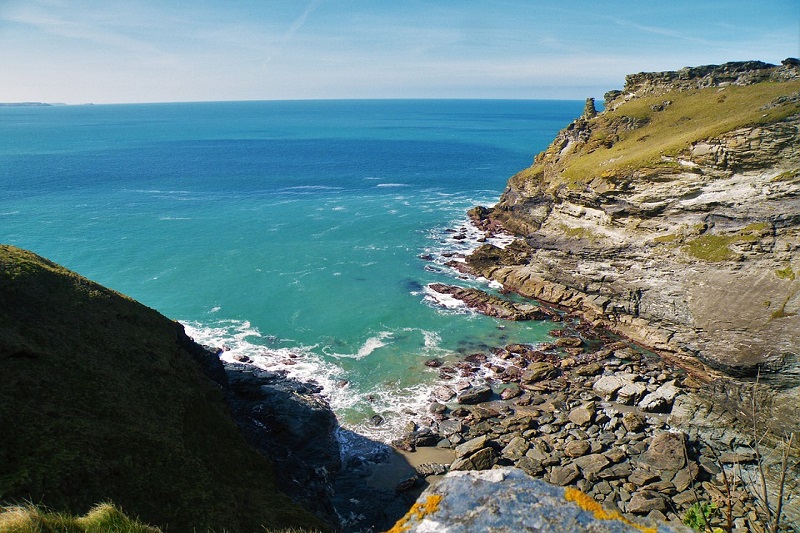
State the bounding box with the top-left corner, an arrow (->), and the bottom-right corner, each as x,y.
399,226 -> 799,532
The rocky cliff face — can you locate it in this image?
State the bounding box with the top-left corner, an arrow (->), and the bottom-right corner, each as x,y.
470,60 -> 800,431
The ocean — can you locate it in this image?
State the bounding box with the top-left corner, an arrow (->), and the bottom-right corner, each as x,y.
0,99 -> 583,440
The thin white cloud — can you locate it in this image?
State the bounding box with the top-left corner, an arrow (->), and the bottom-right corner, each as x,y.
264,0 -> 323,65
2,3 -> 175,62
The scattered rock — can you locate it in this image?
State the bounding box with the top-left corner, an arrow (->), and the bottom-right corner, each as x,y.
644,431 -> 687,471
639,380 -> 680,412
622,412 -> 645,432
564,440 -> 591,458
549,463 -> 580,486
457,385 -> 492,405
627,490 -> 668,514
568,402 -> 595,426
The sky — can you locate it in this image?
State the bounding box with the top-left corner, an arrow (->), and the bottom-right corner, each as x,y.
0,0 -> 798,104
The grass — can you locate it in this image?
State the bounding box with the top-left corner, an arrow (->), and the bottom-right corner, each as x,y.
0,502 -> 161,533
0,245 -> 327,533
775,266 -> 796,281
510,79 -> 800,190
0,502 -> 325,533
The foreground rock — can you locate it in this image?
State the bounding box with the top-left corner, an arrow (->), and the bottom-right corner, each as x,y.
390,468 -> 690,532
464,59 -> 800,435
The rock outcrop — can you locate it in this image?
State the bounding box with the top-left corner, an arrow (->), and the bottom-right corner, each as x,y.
0,244 -> 336,532
467,59 -> 800,434
391,468 -> 691,532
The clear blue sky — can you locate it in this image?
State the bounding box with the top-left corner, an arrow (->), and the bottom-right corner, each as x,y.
1,0 -> 798,104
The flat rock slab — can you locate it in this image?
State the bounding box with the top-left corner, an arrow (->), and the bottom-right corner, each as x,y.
391,467 -> 691,532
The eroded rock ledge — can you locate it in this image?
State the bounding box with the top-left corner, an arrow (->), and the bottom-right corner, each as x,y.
464,59 -> 800,436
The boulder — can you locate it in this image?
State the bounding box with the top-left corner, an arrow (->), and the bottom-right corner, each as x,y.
455,435 -> 489,458
564,440 -> 591,458
572,453 -> 611,476
450,447 -> 495,471
644,431 -> 687,471
622,412 -> 645,432
521,362 -> 556,383
627,491 -> 668,514
568,402 -> 595,426
501,436 -> 530,461
549,463 -> 580,486
593,375 -> 630,399
457,385 -> 493,405
638,380 -> 680,412
392,468 -> 692,532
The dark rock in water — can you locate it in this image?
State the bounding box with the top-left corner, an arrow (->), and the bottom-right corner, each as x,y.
370,414 -> 386,426
428,283 -> 547,321
500,384 -> 522,399
555,336 -> 583,348
456,385 -> 492,405
403,278 -> 425,292
392,435 -> 417,452
424,358 -> 443,367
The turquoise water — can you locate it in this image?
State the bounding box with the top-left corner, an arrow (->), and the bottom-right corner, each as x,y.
0,99 -> 582,438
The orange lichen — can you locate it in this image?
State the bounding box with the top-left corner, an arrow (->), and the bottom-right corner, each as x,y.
564,487 -> 657,533
387,494 -> 444,533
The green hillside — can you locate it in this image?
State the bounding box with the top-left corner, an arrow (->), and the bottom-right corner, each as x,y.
510,78 -> 800,190
0,245 -> 326,532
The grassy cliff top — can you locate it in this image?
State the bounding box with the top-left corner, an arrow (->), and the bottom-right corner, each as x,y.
510,76 -> 800,191
0,245 -> 326,532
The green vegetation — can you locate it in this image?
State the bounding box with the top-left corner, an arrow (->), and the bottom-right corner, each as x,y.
684,234 -> 741,261
683,501 -> 720,532
683,225 -> 764,262
0,245 -> 327,533
0,502 -> 160,533
511,79 -> 800,189
652,233 -> 681,244
772,168 -> 800,182
557,224 -> 601,242
0,502 -> 324,533
775,266 -> 796,281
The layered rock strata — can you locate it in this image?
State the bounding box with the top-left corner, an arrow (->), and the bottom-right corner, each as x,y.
465,59 -> 800,434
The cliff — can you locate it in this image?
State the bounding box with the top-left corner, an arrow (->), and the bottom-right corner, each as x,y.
0,244 -> 336,532
469,59 -> 800,433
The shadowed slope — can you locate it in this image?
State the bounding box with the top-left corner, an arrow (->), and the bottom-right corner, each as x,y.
0,244 -> 326,532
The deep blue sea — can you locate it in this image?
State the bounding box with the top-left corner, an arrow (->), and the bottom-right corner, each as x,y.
0,99 -> 582,439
